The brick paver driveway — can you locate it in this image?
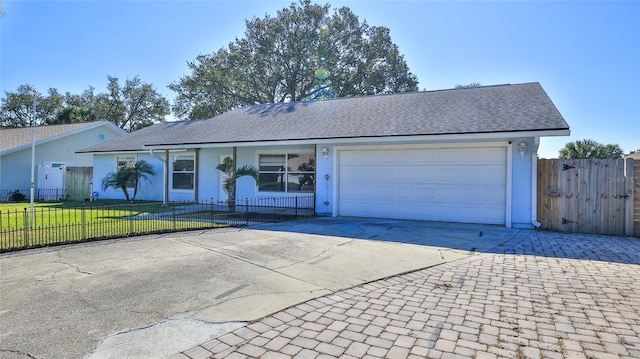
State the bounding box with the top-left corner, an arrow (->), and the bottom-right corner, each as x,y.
175,231 -> 640,359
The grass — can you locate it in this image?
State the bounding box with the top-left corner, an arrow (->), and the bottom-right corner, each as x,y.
0,200 -> 229,252
1,198 -> 313,252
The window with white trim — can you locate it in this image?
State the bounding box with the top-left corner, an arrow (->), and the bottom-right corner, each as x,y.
172,155 -> 195,190
258,153 -> 315,193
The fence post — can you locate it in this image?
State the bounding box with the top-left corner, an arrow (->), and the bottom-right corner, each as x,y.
129,201 -> 134,235
81,204 -> 87,240
295,196 -> 299,218
23,208 -> 29,248
273,197 -> 277,223
245,198 -> 249,225
624,157 -> 634,236
210,198 -> 215,222
172,202 -> 176,230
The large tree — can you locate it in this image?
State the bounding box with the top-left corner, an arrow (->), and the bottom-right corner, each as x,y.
95,76 -> 169,132
0,85 -> 63,127
170,0 -> 419,119
49,87 -> 100,125
1,77 -> 169,131
558,139 -> 625,159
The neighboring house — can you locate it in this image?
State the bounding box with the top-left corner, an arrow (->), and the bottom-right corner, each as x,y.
79,82 -> 570,228
0,121 -> 126,199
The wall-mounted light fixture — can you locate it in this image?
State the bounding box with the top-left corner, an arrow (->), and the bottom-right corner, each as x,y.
519,142 -> 527,158
321,147 -> 329,159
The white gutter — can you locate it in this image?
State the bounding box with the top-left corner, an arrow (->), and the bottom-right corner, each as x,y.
142,129 -> 571,151
531,137 -> 541,228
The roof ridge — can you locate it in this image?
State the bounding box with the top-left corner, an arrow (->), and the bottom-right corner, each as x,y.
226,82 -> 541,114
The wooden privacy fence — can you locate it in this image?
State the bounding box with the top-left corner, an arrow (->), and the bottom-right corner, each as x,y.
537,158 -> 637,237
65,167 -> 93,202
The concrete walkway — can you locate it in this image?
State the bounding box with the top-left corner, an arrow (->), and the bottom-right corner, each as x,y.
173,230 -> 640,359
0,218 -> 517,359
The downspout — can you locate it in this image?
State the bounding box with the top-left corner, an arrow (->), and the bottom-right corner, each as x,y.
531,137 -> 541,228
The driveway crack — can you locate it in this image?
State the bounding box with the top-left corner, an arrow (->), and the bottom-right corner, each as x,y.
272,239 -> 356,270
169,238 -> 331,289
195,289 -> 331,314
0,348 -> 39,358
54,260 -> 94,276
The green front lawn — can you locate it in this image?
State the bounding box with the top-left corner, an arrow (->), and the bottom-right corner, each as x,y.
0,200 -> 227,251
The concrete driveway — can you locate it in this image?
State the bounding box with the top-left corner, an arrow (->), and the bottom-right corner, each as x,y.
0,218 -> 520,359
181,229 -> 640,359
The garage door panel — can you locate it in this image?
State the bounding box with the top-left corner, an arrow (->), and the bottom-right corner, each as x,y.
338,147 -> 507,224
396,152 -> 415,163
436,167 -> 460,182
415,151 -> 437,163
437,151 -> 459,162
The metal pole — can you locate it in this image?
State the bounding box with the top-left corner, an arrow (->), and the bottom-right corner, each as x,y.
29,92 -> 36,229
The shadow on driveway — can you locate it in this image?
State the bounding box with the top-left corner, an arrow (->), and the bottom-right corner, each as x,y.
252,217 -> 640,265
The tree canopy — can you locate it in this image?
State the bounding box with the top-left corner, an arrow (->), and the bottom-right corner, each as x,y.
0,76 -> 169,132
95,76 -> 170,132
170,0 -> 419,120
558,139 -> 625,159
0,85 -> 63,127
455,82 -> 482,89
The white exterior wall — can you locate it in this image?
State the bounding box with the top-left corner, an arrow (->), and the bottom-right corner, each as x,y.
0,125 -> 123,190
315,144 -> 334,216
93,148 -> 234,202
510,137 -> 536,228
91,137 -> 538,228
92,153 -> 164,201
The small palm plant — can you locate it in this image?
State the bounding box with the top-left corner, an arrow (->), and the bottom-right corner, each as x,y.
101,159 -> 155,201
216,157 -> 258,212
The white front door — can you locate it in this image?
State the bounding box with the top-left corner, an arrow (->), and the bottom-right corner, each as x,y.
337,146 -> 507,224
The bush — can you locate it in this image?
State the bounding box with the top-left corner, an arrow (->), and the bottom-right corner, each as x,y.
9,191 -> 26,201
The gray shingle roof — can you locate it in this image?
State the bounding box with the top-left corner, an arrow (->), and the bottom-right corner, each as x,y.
80,82 -> 569,153
1,121 -> 123,155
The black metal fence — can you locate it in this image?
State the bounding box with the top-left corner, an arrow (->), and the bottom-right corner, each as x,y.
0,195 -> 315,253
0,188 -> 66,202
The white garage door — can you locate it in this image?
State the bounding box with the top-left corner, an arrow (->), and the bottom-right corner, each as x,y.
338,146 -> 507,224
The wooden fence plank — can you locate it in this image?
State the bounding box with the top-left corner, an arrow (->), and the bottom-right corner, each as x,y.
537,158 -> 635,236
623,158 -> 634,236
65,167 -> 93,202
631,160 -> 640,237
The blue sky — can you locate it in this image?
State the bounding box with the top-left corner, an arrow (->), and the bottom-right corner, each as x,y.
1,0 -> 638,158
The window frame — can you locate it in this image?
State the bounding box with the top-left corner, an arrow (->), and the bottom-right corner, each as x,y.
171,154 -> 195,191
257,151 -> 315,194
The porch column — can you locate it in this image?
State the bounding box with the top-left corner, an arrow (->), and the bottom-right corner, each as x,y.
314,144 -> 317,215
164,149 -> 169,205
232,146 -> 237,200
194,148 -> 200,202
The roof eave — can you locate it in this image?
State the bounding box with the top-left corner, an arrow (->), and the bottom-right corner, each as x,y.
138,128 -> 571,150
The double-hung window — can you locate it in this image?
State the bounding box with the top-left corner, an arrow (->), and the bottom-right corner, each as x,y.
172,155 -> 195,190
258,153 -> 315,193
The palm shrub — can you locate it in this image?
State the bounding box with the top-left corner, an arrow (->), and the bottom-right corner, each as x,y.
101,159 -> 155,201
216,157 -> 258,212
